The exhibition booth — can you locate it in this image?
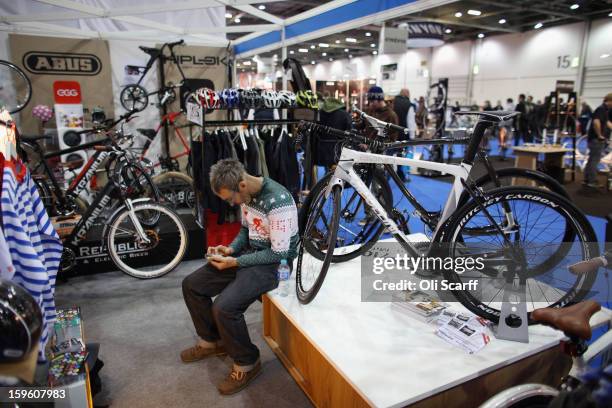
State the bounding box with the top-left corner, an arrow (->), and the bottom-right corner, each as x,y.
0,1 -> 611,407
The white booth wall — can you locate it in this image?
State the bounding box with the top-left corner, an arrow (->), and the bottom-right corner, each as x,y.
304,18 -> 612,108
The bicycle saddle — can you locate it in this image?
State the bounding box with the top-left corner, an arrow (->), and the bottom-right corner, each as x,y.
138,46 -> 160,56
532,301 -> 601,340
454,110 -> 519,122
137,128 -> 157,139
21,134 -> 51,142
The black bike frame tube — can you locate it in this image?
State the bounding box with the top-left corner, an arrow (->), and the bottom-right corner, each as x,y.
383,164 -> 434,227
462,120 -> 489,165
66,181 -> 116,247
39,155 -> 67,205
43,138 -> 109,158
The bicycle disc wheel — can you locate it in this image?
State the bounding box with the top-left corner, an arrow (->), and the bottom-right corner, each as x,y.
106,203 -> 188,278
0,60 -> 31,114
300,168 -> 393,263
296,184 -> 341,304
440,186 -> 598,324
120,84 -> 148,112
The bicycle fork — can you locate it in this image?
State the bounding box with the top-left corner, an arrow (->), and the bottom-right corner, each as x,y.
124,199 -> 151,244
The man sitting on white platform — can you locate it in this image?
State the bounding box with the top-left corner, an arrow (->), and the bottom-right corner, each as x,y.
181,158 -> 299,395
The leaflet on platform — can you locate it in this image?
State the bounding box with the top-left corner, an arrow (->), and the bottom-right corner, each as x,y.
433,309 -> 492,354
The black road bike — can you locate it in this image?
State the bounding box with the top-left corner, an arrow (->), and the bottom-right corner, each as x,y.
120,40 -> 187,112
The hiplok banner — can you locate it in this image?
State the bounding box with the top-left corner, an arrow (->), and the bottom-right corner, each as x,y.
9,34 -> 114,134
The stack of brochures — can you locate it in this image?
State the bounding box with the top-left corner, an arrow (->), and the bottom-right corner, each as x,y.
391,289 -> 448,322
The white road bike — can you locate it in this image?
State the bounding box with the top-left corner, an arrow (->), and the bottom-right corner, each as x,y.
296,111 -> 599,326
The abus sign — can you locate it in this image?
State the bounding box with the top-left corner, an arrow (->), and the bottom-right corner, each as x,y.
53,81 -> 82,104
23,51 -> 102,75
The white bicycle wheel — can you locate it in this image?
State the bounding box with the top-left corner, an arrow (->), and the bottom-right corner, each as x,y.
106,202 -> 188,278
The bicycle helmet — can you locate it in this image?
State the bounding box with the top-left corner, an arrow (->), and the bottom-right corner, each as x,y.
277,90 -> 296,108
296,90 -> 318,109
195,87 -> 221,109
0,279 -> 43,363
240,88 -> 262,109
261,89 -> 281,109
221,88 -> 241,109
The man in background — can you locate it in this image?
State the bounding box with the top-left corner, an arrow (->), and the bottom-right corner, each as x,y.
583,93 -> 612,189
392,89 -> 417,181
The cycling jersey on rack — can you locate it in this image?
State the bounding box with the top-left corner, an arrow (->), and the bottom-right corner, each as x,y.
1,160 -> 62,361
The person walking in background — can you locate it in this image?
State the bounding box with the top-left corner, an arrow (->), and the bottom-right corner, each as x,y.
392,88 -> 417,181
494,100 -> 503,110
482,100 -> 493,111
583,93 -> 612,189
515,94 -> 532,145
416,96 -> 427,136
579,101 -> 593,136
364,86 -> 399,139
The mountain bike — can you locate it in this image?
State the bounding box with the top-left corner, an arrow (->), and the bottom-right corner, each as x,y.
60,143 -> 188,279
301,109 -> 571,264
120,40 -> 186,112
21,111 -> 160,216
480,256 -> 611,408
0,59 -> 31,114
296,111 -> 598,318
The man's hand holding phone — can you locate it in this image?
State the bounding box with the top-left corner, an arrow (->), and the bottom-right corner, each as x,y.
206,246 -> 237,270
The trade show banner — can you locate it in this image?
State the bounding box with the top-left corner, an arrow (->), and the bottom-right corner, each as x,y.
9,34 -> 114,134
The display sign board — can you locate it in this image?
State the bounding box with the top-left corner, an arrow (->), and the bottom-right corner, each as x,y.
406,22 -> 445,48
555,80 -> 575,92
9,34 -> 114,134
379,26 -> 408,54
53,81 -> 82,104
186,101 -> 203,125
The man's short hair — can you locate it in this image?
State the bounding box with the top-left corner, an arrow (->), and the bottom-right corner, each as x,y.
210,159 -> 245,193
605,93 -> 612,102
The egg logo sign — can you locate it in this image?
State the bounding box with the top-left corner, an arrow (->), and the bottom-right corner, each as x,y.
53,81 -> 82,104
23,51 -> 102,75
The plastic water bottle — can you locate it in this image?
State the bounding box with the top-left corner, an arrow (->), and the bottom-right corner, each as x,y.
277,259 -> 291,297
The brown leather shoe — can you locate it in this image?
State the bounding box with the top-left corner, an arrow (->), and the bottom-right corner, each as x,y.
217,361 -> 262,395
180,343 -> 226,363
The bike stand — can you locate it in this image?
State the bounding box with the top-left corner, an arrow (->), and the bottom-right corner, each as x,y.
494,279 -> 529,343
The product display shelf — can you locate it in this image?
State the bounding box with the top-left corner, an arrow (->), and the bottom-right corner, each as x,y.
263,235 -> 612,408
48,307 -> 93,408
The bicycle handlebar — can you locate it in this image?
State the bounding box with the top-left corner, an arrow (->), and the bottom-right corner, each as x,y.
167,39 -> 185,48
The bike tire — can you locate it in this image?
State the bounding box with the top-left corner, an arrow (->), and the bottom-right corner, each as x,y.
0,60 -> 32,114
296,184 -> 342,304
151,171 -> 195,210
106,202 -> 188,278
439,186 -> 598,324
299,169 -> 393,263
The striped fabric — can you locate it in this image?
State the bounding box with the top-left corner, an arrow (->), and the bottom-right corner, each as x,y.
1,166 -> 63,361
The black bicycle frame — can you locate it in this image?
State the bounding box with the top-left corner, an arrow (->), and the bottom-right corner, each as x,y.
135,42 -> 187,88
66,180 -> 115,247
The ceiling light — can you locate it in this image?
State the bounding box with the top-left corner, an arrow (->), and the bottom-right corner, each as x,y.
335,40 -> 341,44
243,61 -> 251,66
445,28 -> 452,34
370,43 -> 376,47
478,33 -> 485,38
534,22 -> 543,29
311,61 -> 316,65
372,51 -> 378,55
318,43 -> 329,47
365,32 -> 372,37
310,45 -> 315,49
329,57 -> 333,61
349,54 -> 353,58
344,48 -> 349,52
234,17 -> 241,23
273,54 -> 278,59
609,12 -> 612,17
298,48 -> 308,53
467,10 -> 481,16
258,4 -> 266,10
570,4 -> 579,10
601,54 -> 610,59
454,12 -> 462,17
236,63 -> 241,67
322,52 -> 327,56
225,13 -> 232,19
498,18 -> 506,24
289,50 -> 294,54
346,38 -> 357,43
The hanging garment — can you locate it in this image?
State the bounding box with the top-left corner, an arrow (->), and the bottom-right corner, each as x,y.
1,160 -> 62,361
257,137 -> 269,177
245,131 -> 260,176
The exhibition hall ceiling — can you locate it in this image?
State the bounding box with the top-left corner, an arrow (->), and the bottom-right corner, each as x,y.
233,0 -> 612,70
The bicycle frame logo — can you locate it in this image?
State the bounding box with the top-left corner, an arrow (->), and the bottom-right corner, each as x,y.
23,51 -> 102,75
69,151 -> 108,194
70,193 -> 112,246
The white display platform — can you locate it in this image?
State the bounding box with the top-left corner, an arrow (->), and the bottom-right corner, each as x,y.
267,234 -> 612,408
